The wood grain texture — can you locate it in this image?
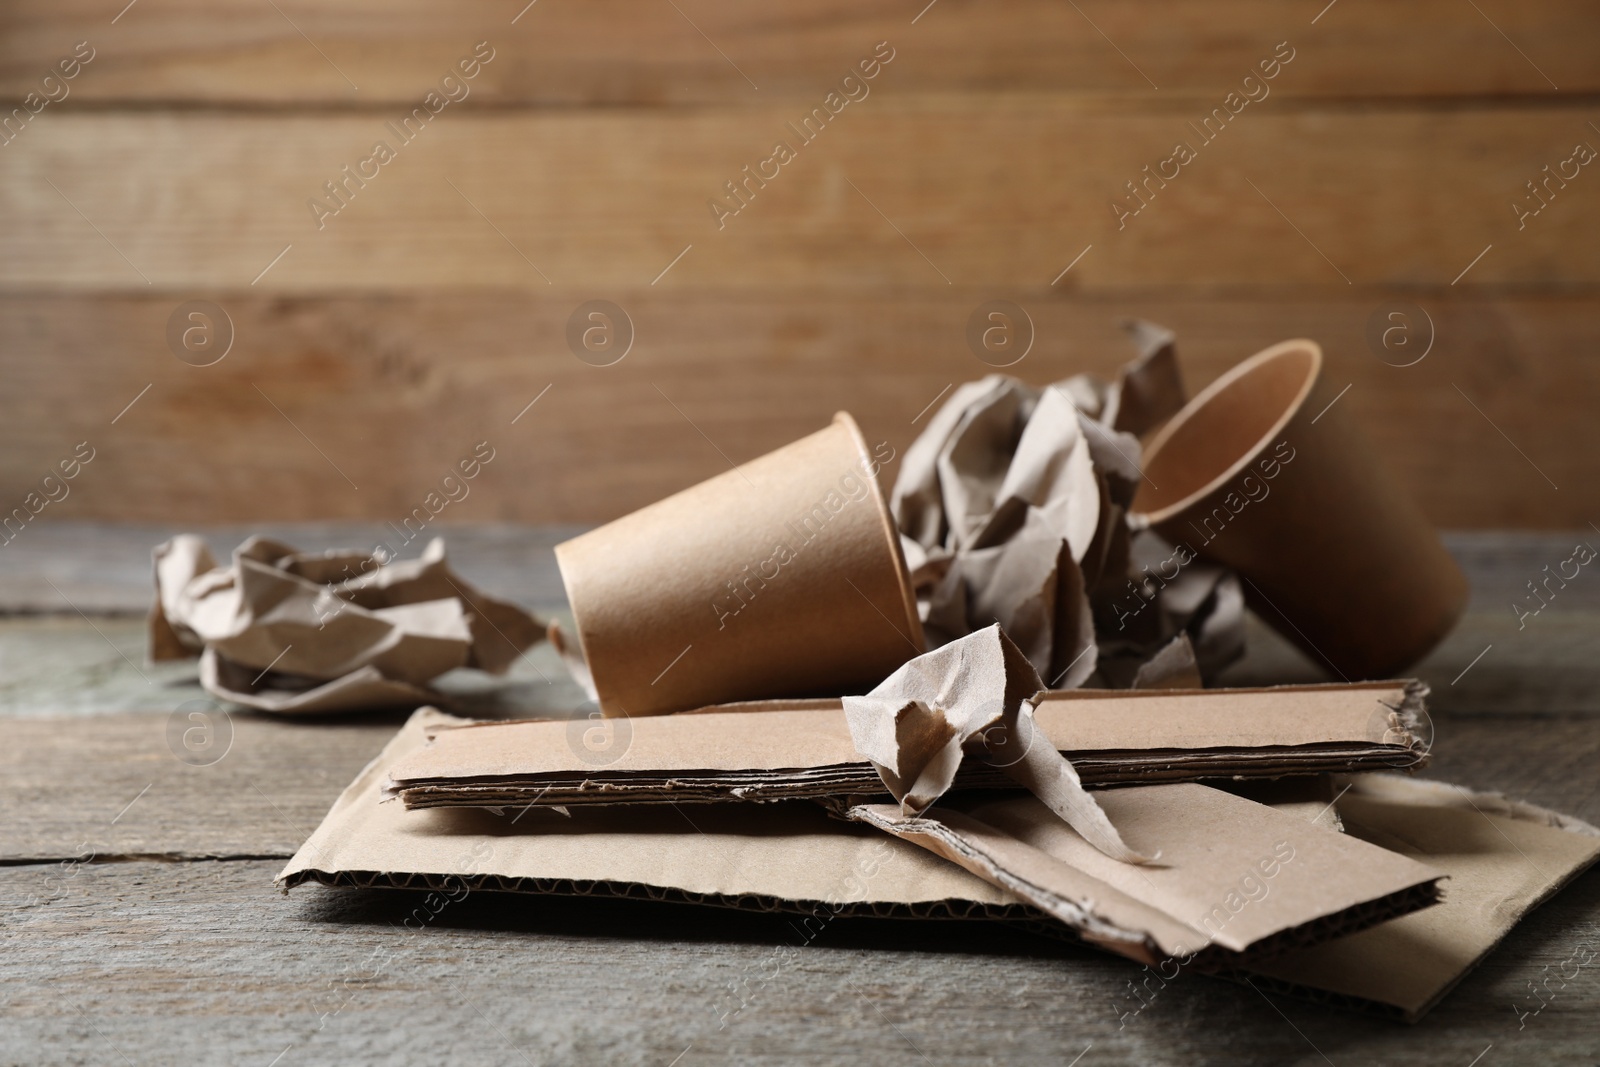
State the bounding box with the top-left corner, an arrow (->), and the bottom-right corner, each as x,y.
2,106 -> 1595,291
4,704 -> 1597,864
16,523 -> 1600,617
1,0 -> 1594,107
1,856 -> 1597,1066
0,293 -> 1592,527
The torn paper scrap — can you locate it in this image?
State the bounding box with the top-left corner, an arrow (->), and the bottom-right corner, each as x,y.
151,534 -> 543,713
846,783 -> 1444,968
843,625 -> 1150,863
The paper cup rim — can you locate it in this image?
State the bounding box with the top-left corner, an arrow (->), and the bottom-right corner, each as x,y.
832,410 -> 926,654
1131,338 -> 1323,526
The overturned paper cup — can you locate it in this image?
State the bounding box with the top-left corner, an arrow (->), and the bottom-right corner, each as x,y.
1130,339 -> 1467,680
555,413 -> 923,716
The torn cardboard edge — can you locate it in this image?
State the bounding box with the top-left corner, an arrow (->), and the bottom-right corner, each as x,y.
281,708 -> 1600,1021
281,708 -> 1026,921
384,680 -> 1429,810
847,785 -> 1443,970
1233,773 -> 1600,1022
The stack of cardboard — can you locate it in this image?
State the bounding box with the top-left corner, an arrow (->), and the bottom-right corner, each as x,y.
381,682 -> 1429,810
279,703 -> 1598,1021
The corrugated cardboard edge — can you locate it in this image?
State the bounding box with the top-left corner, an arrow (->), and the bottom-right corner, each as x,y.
280,866 -> 1038,923
386,679 -> 1431,809
1221,773 -> 1600,1023
276,707 -> 1036,924
847,799 -> 1443,972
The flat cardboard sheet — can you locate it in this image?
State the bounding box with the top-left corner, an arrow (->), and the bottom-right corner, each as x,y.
1245,773 -> 1600,1021
386,681 -> 1428,809
847,784 -> 1442,967
281,708 -> 1021,919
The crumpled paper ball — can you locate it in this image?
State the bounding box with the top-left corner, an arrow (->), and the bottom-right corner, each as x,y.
151,534 -> 544,712
891,321 -> 1244,688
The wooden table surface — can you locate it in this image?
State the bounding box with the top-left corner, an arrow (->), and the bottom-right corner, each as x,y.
3,524 -> 1598,1066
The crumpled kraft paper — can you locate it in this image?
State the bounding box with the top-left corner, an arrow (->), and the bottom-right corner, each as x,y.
151,534 -> 543,712
843,625 -> 1151,863
892,321 -> 1243,690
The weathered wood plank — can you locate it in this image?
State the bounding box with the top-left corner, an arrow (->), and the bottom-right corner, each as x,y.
0,855 -> 1596,1065
2,293 -> 1596,528
2,107 -> 1593,290
3,698 -> 1595,863
15,524 -> 1599,618
3,529 -> 1599,717
2,0 -> 1593,107
0,709 -> 401,862
2,605 -> 1598,720
0,522 -> 584,615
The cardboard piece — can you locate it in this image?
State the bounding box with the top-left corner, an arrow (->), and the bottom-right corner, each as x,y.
892,354 -> 1243,690
553,412 -> 922,718
281,707 -> 1025,920
1243,773 -> 1600,1021
1131,339 -> 1469,680
288,710 -> 1440,966
151,534 -> 543,712
384,680 -> 1430,809
288,711 -> 1597,1020
846,783 -> 1443,968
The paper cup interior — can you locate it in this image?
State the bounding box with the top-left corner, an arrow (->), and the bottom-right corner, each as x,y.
1132,340 -> 1322,523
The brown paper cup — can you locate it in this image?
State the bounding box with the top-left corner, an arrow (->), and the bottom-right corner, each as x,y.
555,412 -> 923,716
1130,339 -> 1467,680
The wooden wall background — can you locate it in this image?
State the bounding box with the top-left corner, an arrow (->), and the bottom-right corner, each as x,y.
1,0 -> 1595,529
